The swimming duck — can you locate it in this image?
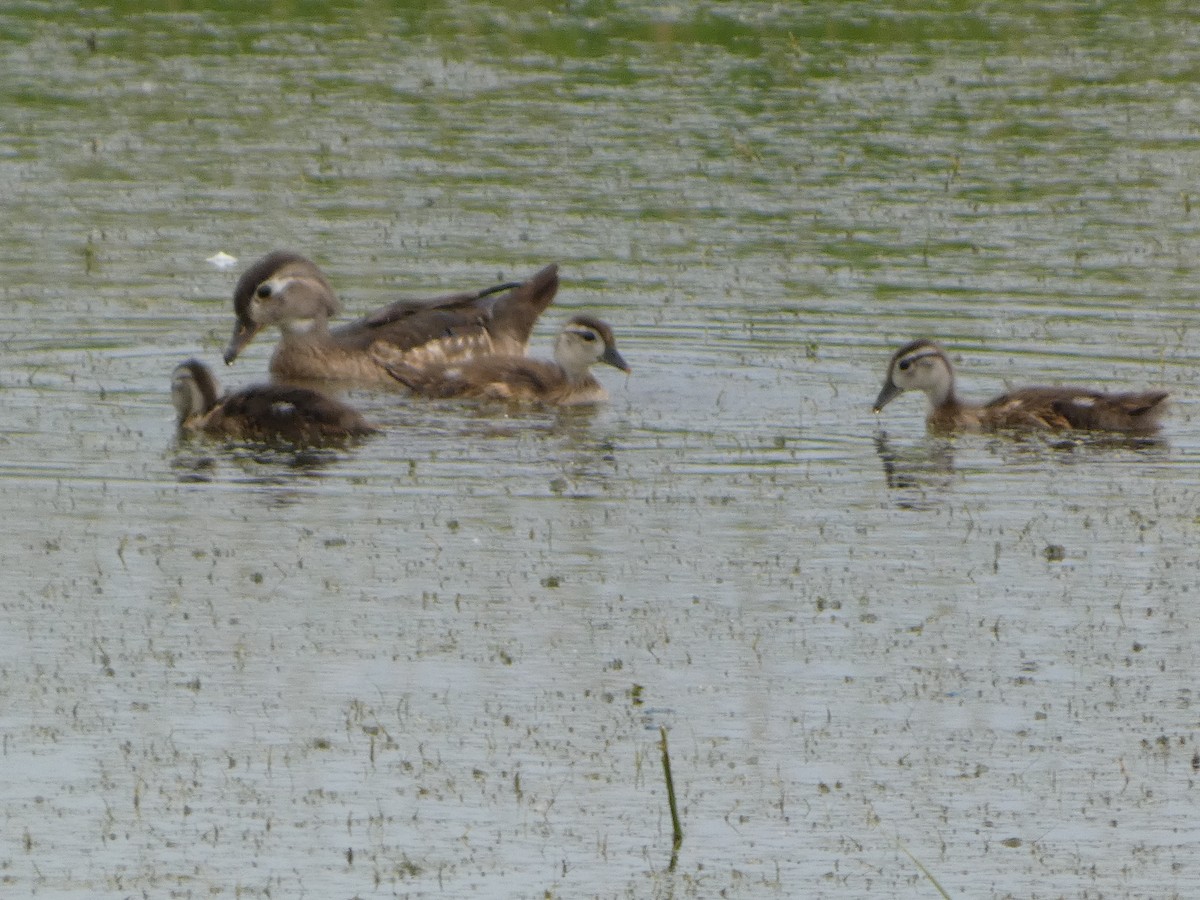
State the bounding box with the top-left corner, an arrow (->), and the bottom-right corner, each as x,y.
222,251 -> 560,385
381,315 -> 630,406
873,339 -> 1168,434
172,358 -> 376,441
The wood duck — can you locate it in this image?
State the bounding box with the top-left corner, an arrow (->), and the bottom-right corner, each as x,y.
222,251 -> 560,386
172,359 -> 376,441
381,315 -> 630,406
873,339 -> 1168,434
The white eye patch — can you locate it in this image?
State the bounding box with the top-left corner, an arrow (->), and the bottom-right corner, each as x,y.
248,277 -> 291,322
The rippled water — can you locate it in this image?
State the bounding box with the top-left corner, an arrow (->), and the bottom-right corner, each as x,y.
3,3 -> 1200,898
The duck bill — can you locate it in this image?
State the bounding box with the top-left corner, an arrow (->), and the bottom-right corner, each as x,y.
223,320 -> 260,365
602,346 -> 631,373
872,380 -> 902,413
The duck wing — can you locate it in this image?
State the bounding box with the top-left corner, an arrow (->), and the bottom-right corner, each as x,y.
336,264 -> 559,356
384,356 -> 564,401
985,386 -> 1168,433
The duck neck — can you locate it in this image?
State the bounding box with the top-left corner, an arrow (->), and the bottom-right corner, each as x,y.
925,367 -> 958,412
553,336 -> 593,384
279,316 -> 331,341
173,363 -> 220,423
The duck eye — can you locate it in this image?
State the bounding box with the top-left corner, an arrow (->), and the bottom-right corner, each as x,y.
580,331 -> 597,342
898,360 -> 910,371
256,284 -> 272,299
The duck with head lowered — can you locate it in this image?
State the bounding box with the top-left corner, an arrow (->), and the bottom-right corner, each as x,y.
222,251 -> 560,386
381,315 -> 630,406
172,358 -> 376,442
873,339 -> 1168,435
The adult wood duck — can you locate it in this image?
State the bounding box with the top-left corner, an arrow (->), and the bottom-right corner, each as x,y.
172,359 -> 376,441
873,339 -> 1168,434
222,251 -> 560,386
381,315 -> 630,406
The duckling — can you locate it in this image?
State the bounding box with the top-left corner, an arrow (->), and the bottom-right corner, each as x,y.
222,251 -> 560,386
172,359 -> 376,441
873,339 -> 1168,434
381,315 -> 630,406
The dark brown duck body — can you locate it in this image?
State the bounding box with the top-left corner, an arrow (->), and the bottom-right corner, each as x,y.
874,339 -> 1168,435
223,251 -> 560,386
173,359 -> 376,442
975,385 -> 1168,433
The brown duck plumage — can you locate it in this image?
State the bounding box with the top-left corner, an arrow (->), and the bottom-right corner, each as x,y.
873,340 -> 1168,435
172,359 -> 376,442
223,251 -> 560,386
382,315 -> 630,406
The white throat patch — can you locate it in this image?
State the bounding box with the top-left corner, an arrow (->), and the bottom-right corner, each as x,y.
282,317 -> 317,335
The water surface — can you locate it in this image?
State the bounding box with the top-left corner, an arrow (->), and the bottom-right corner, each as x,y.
3,3 -> 1200,897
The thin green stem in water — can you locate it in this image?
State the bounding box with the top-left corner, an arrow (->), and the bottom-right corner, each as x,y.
659,726 -> 683,870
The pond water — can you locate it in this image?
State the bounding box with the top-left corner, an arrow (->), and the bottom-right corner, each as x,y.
3,2 -> 1200,897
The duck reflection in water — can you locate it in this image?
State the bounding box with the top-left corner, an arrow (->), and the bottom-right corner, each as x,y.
873,430 -> 957,510
874,424 -> 1170,510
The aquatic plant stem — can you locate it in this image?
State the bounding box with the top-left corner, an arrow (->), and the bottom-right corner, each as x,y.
659,726 -> 683,869
896,837 -> 952,899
